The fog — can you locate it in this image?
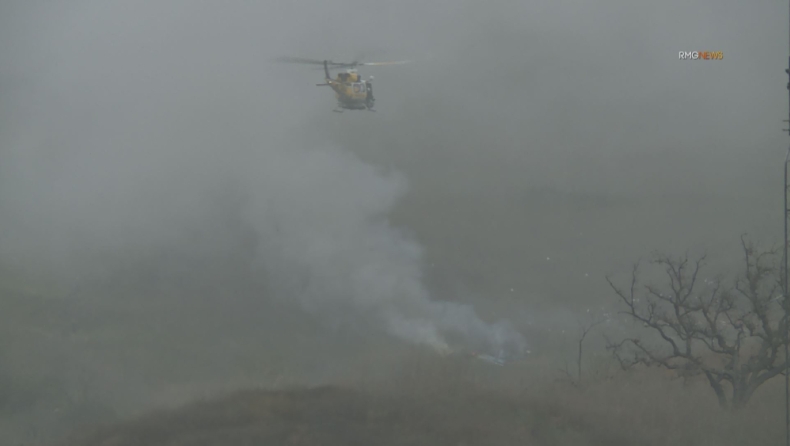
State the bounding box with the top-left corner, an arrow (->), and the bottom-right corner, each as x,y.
0,0 -> 787,443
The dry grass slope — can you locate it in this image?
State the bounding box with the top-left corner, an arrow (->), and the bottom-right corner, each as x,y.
53,358 -> 788,446
58,384 -> 636,446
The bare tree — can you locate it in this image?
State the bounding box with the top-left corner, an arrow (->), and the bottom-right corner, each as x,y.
605,235 -> 789,410
576,313 -> 606,384
560,310 -> 607,387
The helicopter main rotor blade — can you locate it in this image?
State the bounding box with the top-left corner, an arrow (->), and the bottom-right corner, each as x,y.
356,60 -> 413,66
274,56 -> 326,65
274,56 -> 357,67
275,56 -> 414,71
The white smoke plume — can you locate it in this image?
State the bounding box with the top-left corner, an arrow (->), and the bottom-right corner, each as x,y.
0,136 -> 526,358
244,145 -> 527,357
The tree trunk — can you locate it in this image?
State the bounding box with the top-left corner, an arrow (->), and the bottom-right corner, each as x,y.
704,371 -> 729,409
577,338 -> 583,384
730,379 -> 759,411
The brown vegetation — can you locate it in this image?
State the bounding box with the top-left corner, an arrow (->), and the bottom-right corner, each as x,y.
54,352 -> 784,446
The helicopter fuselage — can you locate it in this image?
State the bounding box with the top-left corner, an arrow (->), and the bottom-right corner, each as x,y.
316,69 -> 373,111
331,81 -> 369,109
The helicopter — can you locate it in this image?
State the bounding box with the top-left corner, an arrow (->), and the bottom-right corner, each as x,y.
275,56 -> 412,112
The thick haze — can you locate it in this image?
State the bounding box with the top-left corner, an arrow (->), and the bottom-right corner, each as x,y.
0,0 -> 787,440
0,1 -> 535,356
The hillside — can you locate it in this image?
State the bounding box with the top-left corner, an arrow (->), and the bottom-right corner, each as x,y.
57,385 -> 616,446
55,371 -> 785,446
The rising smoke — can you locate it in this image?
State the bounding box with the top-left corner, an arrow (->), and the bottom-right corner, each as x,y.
0,127 -> 526,359
199,144 -> 527,357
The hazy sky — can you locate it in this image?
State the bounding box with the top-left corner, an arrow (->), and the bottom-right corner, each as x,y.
0,3 -> 789,437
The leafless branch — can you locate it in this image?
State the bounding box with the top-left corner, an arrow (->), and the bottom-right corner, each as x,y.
606,238 -> 790,410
